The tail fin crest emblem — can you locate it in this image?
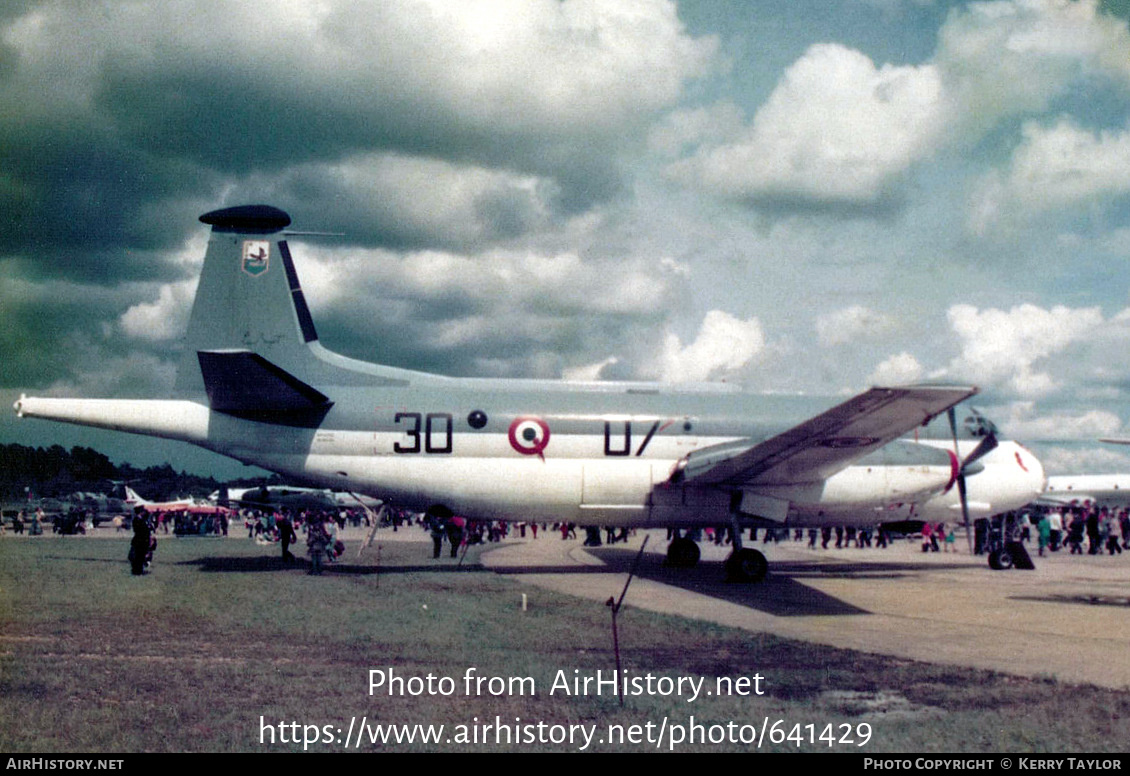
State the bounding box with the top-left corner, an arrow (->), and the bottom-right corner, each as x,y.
242,240 -> 270,276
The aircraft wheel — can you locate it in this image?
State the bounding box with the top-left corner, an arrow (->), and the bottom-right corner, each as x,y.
725,548 -> 768,583
665,537 -> 701,568
988,548 -> 1014,570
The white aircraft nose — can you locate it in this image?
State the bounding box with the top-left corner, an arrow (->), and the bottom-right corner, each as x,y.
956,441 -> 1046,517
1010,442 -> 1047,500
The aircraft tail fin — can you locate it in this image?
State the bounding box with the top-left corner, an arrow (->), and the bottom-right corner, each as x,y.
174,205 -> 322,397
174,204 -> 427,400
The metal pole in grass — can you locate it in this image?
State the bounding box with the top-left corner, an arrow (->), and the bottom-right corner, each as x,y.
458,529 -> 471,568
358,503 -> 386,557
359,504 -> 386,586
606,535 -> 649,708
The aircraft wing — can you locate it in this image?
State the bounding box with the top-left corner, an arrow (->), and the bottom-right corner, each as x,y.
1032,493 -> 1090,507
676,385 -> 976,488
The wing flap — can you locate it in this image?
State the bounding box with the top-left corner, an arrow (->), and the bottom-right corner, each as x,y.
678,385 -> 976,488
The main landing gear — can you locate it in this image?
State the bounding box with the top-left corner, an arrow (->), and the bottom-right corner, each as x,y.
724,521 -> 767,583
725,547 -> 768,583
663,529 -> 768,583
665,535 -> 700,568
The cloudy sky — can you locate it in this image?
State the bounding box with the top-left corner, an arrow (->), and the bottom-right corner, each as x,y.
3,0 -> 1130,478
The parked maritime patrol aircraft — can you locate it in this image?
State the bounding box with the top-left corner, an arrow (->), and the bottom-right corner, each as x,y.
14,205 -> 1045,580
209,484 -> 382,512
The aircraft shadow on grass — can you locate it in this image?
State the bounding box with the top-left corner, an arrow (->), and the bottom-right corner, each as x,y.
578,547 -> 870,617
45,549 -> 487,575
485,545 -> 966,617
175,541 -> 971,618
531,547 -> 967,617
44,555 -> 130,565
182,554 -> 488,575
183,549 -> 866,617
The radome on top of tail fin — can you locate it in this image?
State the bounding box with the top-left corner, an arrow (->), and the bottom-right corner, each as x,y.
14,203 -> 1049,581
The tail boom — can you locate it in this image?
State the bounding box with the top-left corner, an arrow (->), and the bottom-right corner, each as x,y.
14,396 -> 212,446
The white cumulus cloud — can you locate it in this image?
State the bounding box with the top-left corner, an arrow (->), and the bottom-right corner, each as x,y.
670,43 -> 945,205
1030,444 -> 1130,476
869,352 -> 925,386
562,357 -> 620,381
937,0 -> 1130,137
1000,400 -> 1123,441
119,279 -> 199,342
942,303 -> 1104,397
969,119 -> 1130,234
816,305 -> 896,346
3,0 -> 717,136
668,0 -> 1130,212
658,310 -> 765,383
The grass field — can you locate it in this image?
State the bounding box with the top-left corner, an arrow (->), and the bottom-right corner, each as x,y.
1,531 -> 1127,753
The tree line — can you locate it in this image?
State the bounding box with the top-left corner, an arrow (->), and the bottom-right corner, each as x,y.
0,443 -> 282,502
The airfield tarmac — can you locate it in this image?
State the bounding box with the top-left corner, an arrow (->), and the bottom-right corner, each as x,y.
477,531 -> 1130,690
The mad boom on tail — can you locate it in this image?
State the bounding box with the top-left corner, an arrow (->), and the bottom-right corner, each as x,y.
15,205 -> 1044,580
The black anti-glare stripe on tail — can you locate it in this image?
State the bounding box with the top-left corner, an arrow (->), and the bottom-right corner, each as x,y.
279,240 -> 318,343
199,350 -> 332,413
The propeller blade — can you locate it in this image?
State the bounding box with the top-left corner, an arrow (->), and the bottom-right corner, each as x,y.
961,433 -> 999,474
957,474 -> 973,553
949,406 -> 975,553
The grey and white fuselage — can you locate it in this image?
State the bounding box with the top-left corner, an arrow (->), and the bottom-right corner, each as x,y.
16,385 -> 982,527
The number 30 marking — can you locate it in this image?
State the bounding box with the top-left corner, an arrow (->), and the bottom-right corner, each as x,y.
394,412 -> 453,454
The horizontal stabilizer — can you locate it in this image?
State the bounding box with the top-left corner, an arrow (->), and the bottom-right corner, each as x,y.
198,350 -> 333,414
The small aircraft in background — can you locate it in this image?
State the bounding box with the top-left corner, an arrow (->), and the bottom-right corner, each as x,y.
14,205 -> 1045,580
4,489 -> 130,528
46,490 -> 129,518
1035,475 -> 1130,509
1028,437 -> 1130,509
209,484 -> 381,512
123,486 -> 197,512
